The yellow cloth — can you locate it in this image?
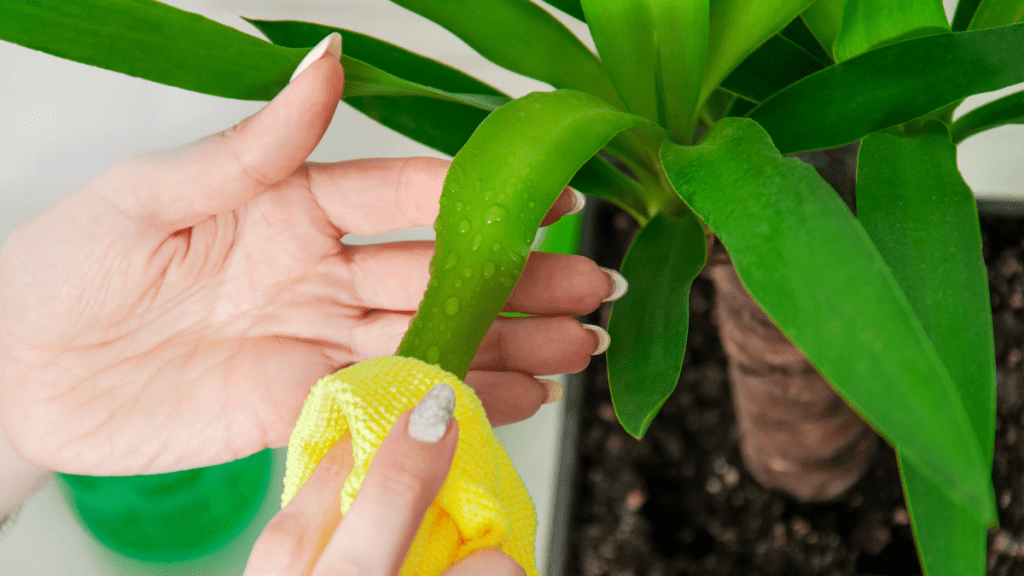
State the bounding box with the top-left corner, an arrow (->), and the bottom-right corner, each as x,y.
282,355 -> 538,576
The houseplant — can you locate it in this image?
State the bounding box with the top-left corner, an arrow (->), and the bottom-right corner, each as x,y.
4,0 -> 1024,573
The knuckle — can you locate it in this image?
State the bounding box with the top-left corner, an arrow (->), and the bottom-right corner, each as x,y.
249,513 -> 309,573
373,462 -> 431,504
394,157 -> 448,224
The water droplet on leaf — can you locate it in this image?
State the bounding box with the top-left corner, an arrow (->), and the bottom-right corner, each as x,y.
425,345 -> 440,363
444,297 -> 460,316
484,204 -> 508,224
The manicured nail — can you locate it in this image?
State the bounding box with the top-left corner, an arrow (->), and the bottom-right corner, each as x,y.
408,383 -> 456,443
290,32 -> 342,82
566,188 -> 586,216
539,378 -> 564,404
600,267 -> 629,302
583,324 -> 611,355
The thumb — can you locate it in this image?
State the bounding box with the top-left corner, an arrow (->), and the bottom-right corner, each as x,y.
116,33 -> 344,231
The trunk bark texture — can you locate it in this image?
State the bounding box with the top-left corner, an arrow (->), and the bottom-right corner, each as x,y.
708,143 -> 879,501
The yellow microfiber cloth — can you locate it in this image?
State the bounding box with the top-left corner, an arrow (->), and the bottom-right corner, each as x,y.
282,355 -> 538,576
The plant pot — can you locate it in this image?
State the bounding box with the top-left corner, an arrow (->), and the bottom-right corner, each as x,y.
556,197 -> 1024,575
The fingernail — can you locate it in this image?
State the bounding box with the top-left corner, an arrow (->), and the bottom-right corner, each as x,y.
539,378 -> 564,404
408,383 -> 456,443
565,188 -> 586,216
600,267 -> 629,302
290,32 -> 342,82
582,324 -> 611,355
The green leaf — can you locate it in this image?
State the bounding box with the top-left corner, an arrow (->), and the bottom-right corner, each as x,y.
607,212 -> 707,438
397,90 -> 654,378
247,19 -> 507,111
652,0 -> 710,143
582,0 -> 708,142
248,19 -> 505,96
702,0 -> 816,105
900,461 -> 987,576
540,0 -> 587,21
832,0 -> 949,62
581,0 -> 660,122
951,89 -> 1024,143
720,34 -> 825,103
953,0 -> 985,30
780,15 -> 832,63
857,123 -> 995,576
386,0 -> 623,108
0,0 -> 306,101
801,0 -> 844,55
661,117 -> 997,524
341,58 -> 506,110
969,0 -> 1024,30
749,24 -> 1024,154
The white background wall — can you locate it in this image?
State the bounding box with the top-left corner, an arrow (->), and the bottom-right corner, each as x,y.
0,0 -> 1021,575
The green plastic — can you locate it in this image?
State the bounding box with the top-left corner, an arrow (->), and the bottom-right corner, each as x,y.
57,449 -> 273,562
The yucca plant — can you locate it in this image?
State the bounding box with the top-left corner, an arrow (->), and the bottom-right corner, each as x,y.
5,0 -> 1024,572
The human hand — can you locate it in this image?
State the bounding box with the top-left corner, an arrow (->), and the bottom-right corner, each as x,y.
244,386 -> 524,576
0,38 -> 620,477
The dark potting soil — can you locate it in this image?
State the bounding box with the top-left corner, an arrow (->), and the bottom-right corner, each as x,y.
566,202 -> 1024,576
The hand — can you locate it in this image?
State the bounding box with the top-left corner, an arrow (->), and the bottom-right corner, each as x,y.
244,405 -> 523,576
0,46 -> 617,476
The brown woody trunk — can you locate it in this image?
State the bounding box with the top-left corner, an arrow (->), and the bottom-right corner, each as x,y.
708,143 -> 877,501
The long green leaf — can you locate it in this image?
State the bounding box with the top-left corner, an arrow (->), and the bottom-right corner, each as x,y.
341,58 -> 506,110
581,0 -> 660,122
951,89 -> 1024,143
832,0 -> 949,62
969,0 -> 1024,29
653,0 -> 710,142
397,90 -> 653,378
780,16 -> 832,63
900,462 -> 987,576
247,19 -> 508,111
248,19 -> 505,96
607,212 -> 707,438
660,117 -> 997,524
540,0 -> 587,21
0,0 -> 305,101
749,24 -> 1024,154
582,0 -> 708,142
857,124 -> 995,576
702,0 -> 816,105
953,0 -> 985,30
386,0 -> 623,108
800,0 -> 844,55
720,34 -> 825,103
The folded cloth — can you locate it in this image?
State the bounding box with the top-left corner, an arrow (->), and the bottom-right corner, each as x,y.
282,355 -> 538,576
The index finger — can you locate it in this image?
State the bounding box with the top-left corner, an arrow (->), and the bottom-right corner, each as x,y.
311,391 -> 459,576
305,158 -> 582,236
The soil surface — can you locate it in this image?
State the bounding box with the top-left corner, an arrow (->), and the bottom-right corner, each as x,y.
566,203 -> 1024,575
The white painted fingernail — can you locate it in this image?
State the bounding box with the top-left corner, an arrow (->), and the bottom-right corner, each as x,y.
583,324 -> 611,355
539,378 -> 564,404
290,32 -> 342,82
600,267 -> 629,302
566,188 -> 586,216
408,383 -> 455,443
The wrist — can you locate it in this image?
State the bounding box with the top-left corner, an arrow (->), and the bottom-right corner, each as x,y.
0,422 -> 51,518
